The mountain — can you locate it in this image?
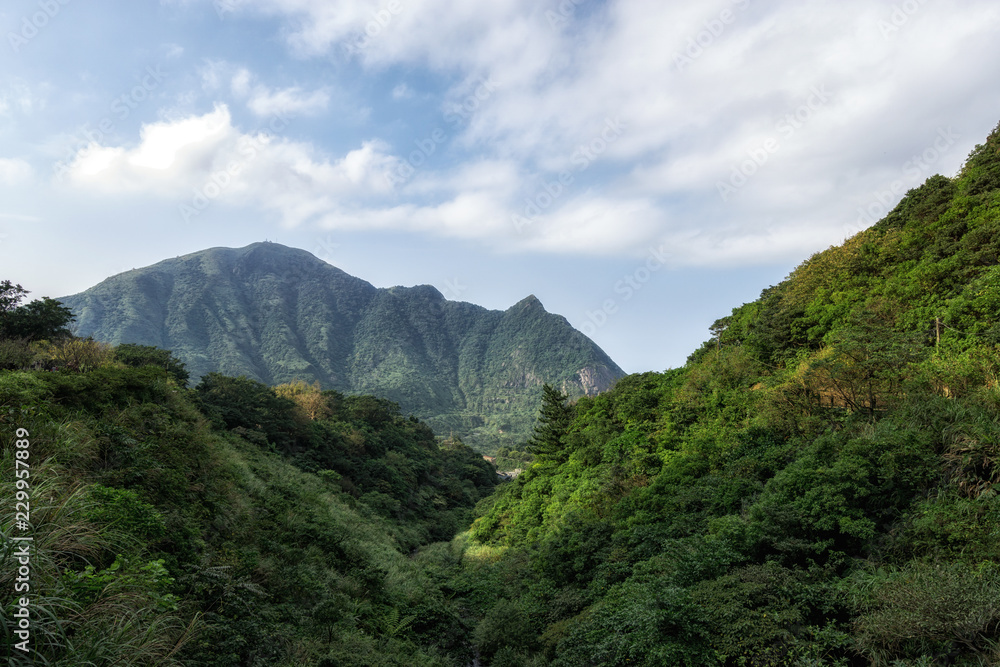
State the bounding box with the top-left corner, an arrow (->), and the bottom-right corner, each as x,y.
60,242 -> 624,449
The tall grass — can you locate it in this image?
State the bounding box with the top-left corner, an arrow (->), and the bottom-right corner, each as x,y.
1,416 -> 197,666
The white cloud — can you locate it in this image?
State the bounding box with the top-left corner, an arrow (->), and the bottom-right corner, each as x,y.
201,62 -> 330,117
224,0 -> 1000,264
230,68 -> 253,97
0,80 -> 45,116
199,60 -> 230,92
128,106 -> 232,169
62,105 -> 400,223
247,85 -> 329,117
515,196 -> 664,255
35,1 -> 1000,267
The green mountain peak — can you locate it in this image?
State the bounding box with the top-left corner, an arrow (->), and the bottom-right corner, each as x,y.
60,244 -> 624,450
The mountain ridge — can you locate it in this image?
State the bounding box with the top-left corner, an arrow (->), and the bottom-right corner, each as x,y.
60,242 -> 625,449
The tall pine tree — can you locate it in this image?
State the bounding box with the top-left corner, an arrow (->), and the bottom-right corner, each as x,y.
527,384 -> 572,459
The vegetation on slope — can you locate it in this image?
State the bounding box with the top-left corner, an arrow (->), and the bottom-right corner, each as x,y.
1,334 -> 496,665
459,122 -> 1000,665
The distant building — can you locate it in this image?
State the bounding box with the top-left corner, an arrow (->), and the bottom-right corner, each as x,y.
482,455 -> 496,464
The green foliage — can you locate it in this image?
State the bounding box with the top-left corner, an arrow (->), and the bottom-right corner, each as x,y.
0,337 -> 33,370
62,555 -> 180,611
689,563 -> 849,665
38,365 -> 171,412
853,561 -> 1000,664
0,358 -> 496,665
85,483 -> 167,541
0,280 -> 75,341
527,383 -> 573,459
493,445 -> 534,472
472,597 -> 538,661
552,577 -> 716,666
456,121 -> 1000,665
195,372 -> 299,449
0,280 -> 28,313
33,337 -> 117,372
115,343 -> 190,387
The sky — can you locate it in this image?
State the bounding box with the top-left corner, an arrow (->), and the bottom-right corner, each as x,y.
2,0 -> 999,374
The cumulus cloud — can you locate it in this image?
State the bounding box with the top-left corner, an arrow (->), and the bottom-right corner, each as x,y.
34,1 -> 1000,266
214,0 -> 1000,265
62,105 -> 396,218
56,103 -> 536,244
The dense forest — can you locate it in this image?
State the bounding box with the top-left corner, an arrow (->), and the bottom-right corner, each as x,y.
3,120 -> 1000,665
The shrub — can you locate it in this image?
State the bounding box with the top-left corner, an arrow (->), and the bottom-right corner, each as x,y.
114,343 -> 190,387
85,483 -> 167,541
33,337 -> 115,372
854,561 -> 1000,663
0,337 -> 33,370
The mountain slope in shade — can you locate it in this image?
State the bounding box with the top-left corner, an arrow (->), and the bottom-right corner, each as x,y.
60,242 -> 625,449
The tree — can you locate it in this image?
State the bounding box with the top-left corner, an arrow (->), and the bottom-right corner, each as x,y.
807,312 -> 926,417
274,380 -> 332,421
0,280 -> 28,314
527,384 -> 572,459
114,344 -> 190,387
0,280 -> 74,341
194,373 -> 298,449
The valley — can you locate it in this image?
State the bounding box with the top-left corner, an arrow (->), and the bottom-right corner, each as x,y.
2,121 -> 1000,665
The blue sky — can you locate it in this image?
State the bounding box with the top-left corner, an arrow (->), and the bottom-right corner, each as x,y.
2,0 -> 1000,373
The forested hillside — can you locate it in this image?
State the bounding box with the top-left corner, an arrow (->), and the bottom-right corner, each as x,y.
459,122 -> 1000,665
0,336 -> 496,665
58,243 -> 624,452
